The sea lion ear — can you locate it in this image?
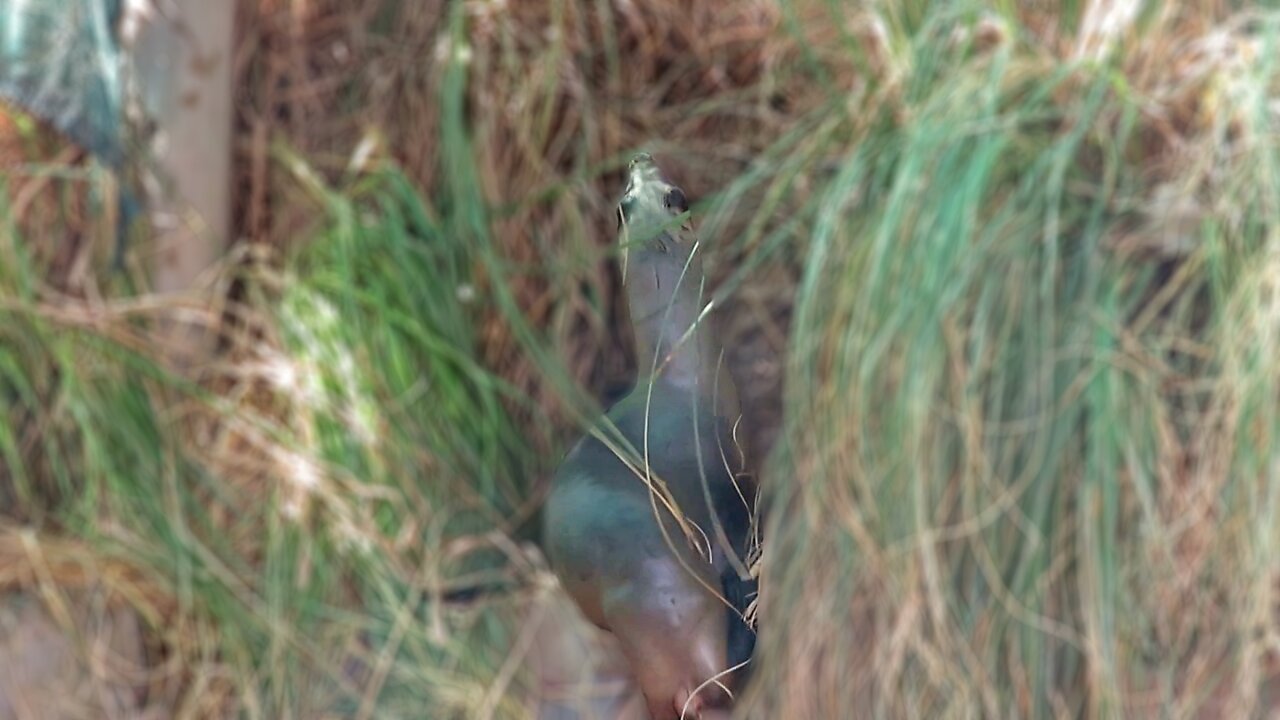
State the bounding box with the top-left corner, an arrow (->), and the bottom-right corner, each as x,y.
664,187 -> 688,214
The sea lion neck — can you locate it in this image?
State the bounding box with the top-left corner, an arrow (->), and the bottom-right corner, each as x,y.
624,247 -> 713,392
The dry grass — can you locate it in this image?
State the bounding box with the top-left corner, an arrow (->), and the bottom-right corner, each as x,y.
0,523 -> 236,718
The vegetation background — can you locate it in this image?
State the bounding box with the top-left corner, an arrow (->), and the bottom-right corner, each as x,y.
2,0 -> 1279,718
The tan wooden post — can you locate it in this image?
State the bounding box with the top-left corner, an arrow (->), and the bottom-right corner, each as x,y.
131,0 -> 236,365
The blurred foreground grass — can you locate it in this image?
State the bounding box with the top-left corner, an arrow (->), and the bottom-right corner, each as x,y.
3,1 -> 1280,718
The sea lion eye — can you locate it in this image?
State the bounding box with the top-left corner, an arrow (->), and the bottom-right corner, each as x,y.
664,188 -> 688,214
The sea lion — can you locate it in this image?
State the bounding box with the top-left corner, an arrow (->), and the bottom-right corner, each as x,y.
543,153 -> 757,719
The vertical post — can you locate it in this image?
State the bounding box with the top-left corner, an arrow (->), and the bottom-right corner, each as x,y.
132,0 -> 236,364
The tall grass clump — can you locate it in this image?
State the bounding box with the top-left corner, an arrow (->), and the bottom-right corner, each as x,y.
0,148 -> 546,717
225,159 -> 547,717
0,159 -> 241,715
752,3 -> 1280,718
